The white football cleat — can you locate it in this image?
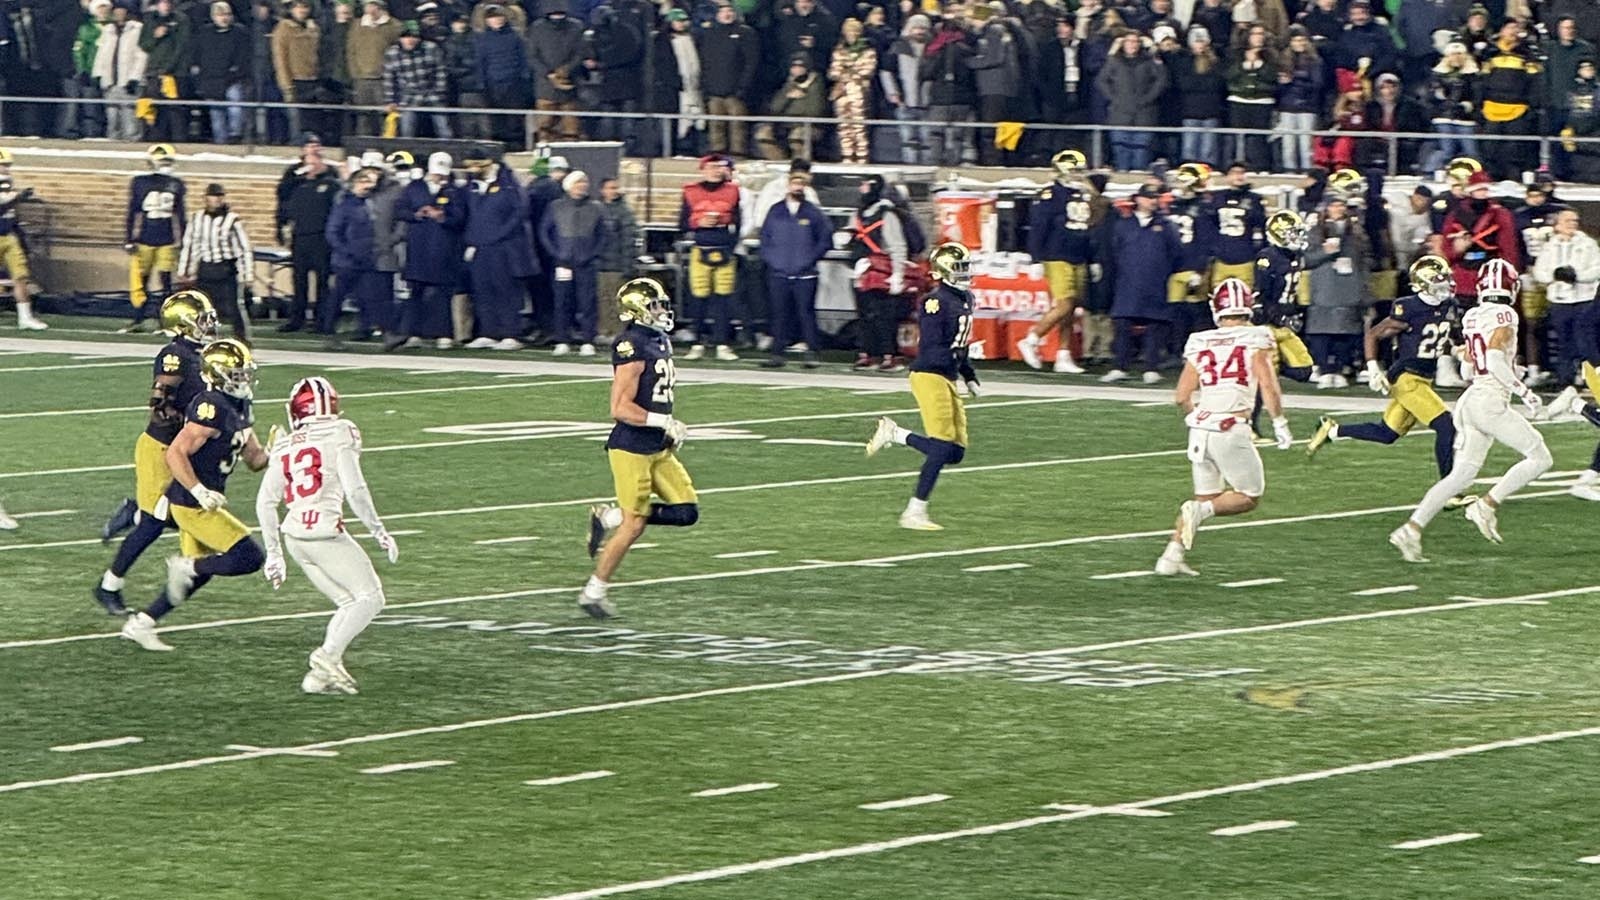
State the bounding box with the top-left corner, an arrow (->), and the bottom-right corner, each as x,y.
1099,369 -> 1129,384
464,336 -> 497,349
435,337 -> 455,350
1545,385 -> 1583,420
1154,557 -> 1197,577
551,342 -> 571,356
0,505 -> 17,530
1464,498 -> 1502,544
1016,333 -> 1044,369
578,343 -> 596,357
1142,371 -> 1162,385
1570,483 -> 1600,502
715,344 -> 739,361
120,612 -> 173,652
866,416 -> 898,457
1176,500 -> 1202,550
578,586 -> 618,620
1330,374 -> 1350,389
1053,350 -> 1085,374
308,648 -> 358,694
165,555 -> 197,605
1388,525 -> 1428,563
493,338 -> 525,351
899,508 -> 943,531
17,316 -> 47,331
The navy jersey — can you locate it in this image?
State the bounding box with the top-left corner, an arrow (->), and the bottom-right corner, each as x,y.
126,172 -> 187,246
1253,245 -> 1304,319
607,323 -> 677,455
165,390 -> 252,507
144,338 -> 206,445
1515,201 -> 1568,268
1386,294 -> 1455,382
1026,181 -> 1097,264
911,283 -> 975,380
1165,194 -> 1219,273
1209,187 -> 1266,264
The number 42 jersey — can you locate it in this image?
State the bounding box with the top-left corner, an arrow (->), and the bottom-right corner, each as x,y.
258,418 -> 372,540
1183,325 -> 1275,429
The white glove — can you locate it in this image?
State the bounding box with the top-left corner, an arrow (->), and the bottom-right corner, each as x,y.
1519,390 -> 1543,418
665,418 -> 689,449
554,266 -> 573,282
1186,273 -> 1202,289
192,484 -> 227,511
1090,263 -> 1104,282
1272,416 -> 1293,450
1365,360 -> 1391,395
374,528 -> 400,564
964,379 -> 981,399
852,257 -> 870,279
463,246 -> 477,262
264,554 -> 286,589
888,272 -> 905,295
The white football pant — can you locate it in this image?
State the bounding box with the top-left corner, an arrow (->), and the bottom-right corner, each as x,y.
1411,385 -> 1552,528
1188,428 -> 1266,498
287,532 -> 386,661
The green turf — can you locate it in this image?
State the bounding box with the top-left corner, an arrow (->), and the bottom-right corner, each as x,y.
3,337 -> 1600,899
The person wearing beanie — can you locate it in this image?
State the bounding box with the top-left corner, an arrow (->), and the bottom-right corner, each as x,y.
885,13 -> 934,165
539,170 -> 605,356
529,0 -> 586,144
1460,5 -> 1494,61
383,21 -> 450,138
1477,17 -> 1541,179
756,53 -> 826,160
829,17 -> 878,165
388,152 -> 464,351
1167,26 -> 1226,167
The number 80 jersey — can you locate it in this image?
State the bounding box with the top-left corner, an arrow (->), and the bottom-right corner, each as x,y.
262,418 -> 366,540
1183,325 -> 1275,428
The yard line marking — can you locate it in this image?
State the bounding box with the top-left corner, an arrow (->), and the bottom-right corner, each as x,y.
1132,400 -> 1172,407
799,558 -> 896,568
1352,585 -> 1418,596
535,727 -> 1600,900
860,794 -> 950,811
762,438 -> 863,448
713,550 -> 778,559
761,384 -> 814,390
963,563 -> 1031,573
0,462 -> 132,480
633,542 -> 659,549
359,760 -> 456,775
1211,820 -> 1298,837
0,527 -> 421,554
1391,833 -> 1481,850
13,509 -> 77,519
693,782 -> 779,798
1043,803 -> 1170,818
1579,854 -> 1600,864
50,736 -> 142,752
474,536 -> 542,546
1221,578 -> 1285,588
525,770 -> 616,787
224,744 -> 338,758
1449,584 -> 1600,604
0,360 -> 145,374
1092,570 -> 1153,580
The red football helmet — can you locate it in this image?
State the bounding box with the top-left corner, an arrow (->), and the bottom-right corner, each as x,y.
1476,258 -> 1520,304
287,376 -> 340,427
1211,277 -> 1255,323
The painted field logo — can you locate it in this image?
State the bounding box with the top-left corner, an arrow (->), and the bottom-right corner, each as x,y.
373,615 -> 1262,689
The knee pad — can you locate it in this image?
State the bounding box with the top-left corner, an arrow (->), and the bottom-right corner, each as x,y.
647,503 -> 699,527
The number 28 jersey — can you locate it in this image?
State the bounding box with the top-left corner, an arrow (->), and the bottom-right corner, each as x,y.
1183,325 -> 1274,429
260,418 -> 366,540
608,323 -> 677,455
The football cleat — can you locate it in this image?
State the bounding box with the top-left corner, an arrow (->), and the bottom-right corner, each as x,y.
120,612 -> 173,651
465,336 -> 497,349
899,509 -> 943,531
93,586 -> 129,617
165,555 -> 198,605
1017,333 -> 1044,370
1052,350 -> 1085,374
308,648 -> 358,694
1545,385 -> 1583,420
684,344 -> 707,361
1444,494 -> 1478,510
1154,557 -> 1197,577
1176,501 -> 1202,551
578,589 -> 618,621
0,506 -> 16,531
1305,416 -> 1337,458
866,417 -> 898,457
1388,525 -> 1428,563
1142,371 -> 1162,385
1570,483 -> 1600,502
17,315 -> 47,331
715,345 -> 740,362
101,497 -> 137,543
587,504 -> 614,558
1464,499 -> 1502,544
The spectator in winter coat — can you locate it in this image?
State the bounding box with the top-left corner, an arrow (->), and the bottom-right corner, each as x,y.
463,157 -> 538,350
476,6 -> 530,145
190,2 -> 250,143
1168,28 -> 1226,167
1363,72 -> 1427,172
1564,59 -> 1600,183
529,0 -> 586,143
66,0 -> 110,139
138,0 -> 191,142
584,5 -> 645,150
272,0 -> 321,139
1315,67 -> 1368,169
1477,21 -> 1542,179
776,0 -> 837,84
445,16 -> 489,139
596,177 -> 639,330
391,151 -> 465,349
1547,0 -> 1600,48
1441,171 -> 1520,300
654,10 -> 700,155
1459,5 -> 1493,62
347,0 -> 404,135
1545,17 -> 1596,142
697,3 -> 759,158
1303,196 -> 1370,386
1226,25 -> 1276,171
324,168 -> 391,339
1331,0 -> 1395,74
1395,0 -> 1466,87
1192,0 -> 1232,56
849,173 -> 909,372
882,14 -> 932,165
759,172 -> 832,368
94,5 -> 147,141
756,53 -> 826,160
829,18 -> 877,165
1036,18 -> 1088,143
1295,0 -> 1341,48
1532,208 -> 1600,386
921,16 -> 975,166
384,23 -> 450,137
1274,27 -> 1324,171
1102,185 -> 1181,384
968,16 -> 1021,166
1426,42 -> 1479,172
539,171 -> 606,355
1095,30 -> 1166,171
317,1 -> 353,144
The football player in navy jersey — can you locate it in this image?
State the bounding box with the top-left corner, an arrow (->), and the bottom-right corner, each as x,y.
120,339 -> 269,652
1164,162 -> 1220,343
866,242 -> 979,531
95,291 -> 218,616
1208,162 -> 1266,287
1017,149 -> 1099,374
1250,210 -> 1314,433
581,278 -> 699,620
121,144 -> 188,333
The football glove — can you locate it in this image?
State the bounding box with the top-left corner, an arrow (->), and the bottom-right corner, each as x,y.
374,529 -> 400,564
191,485 -> 227,511
264,554 -> 286,589
463,246 -> 477,263
964,379 -> 981,399
1518,390 -> 1543,418
665,418 -> 689,449
1365,360 -> 1390,394
1272,416 -> 1293,450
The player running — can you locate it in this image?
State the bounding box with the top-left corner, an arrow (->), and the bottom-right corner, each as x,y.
866,242 -> 981,531
581,278 -> 700,620
1156,278 -> 1291,576
95,291 -> 216,615
1306,256 -> 1465,490
1251,209 -> 1314,434
1389,260 -> 1552,563
256,376 -> 398,694
120,339 -> 270,651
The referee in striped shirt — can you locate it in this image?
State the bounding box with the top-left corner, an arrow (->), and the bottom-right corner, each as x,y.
177,182 -> 254,340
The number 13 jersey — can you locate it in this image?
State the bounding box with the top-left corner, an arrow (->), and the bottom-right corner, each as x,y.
262,418 -> 368,540
1183,325 -> 1274,428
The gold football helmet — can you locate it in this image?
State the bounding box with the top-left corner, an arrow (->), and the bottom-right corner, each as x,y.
160,290 -> 218,342
1051,149 -> 1088,180
1174,162 -> 1212,192
1408,254 -> 1454,305
1327,167 -> 1365,197
1265,209 -> 1308,251
618,277 -> 674,332
929,242 -> 973,289
147,143 -> 176,171
386,150 -> 415,171
1445,156 -> 1482,186
199,338 -> 257,400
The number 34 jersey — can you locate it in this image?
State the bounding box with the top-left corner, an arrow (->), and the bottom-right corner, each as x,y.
259,418 -> 368,540
1183,325 -> 1275,429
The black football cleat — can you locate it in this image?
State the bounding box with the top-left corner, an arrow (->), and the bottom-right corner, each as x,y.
586,505 -> 608,559
93,585 -> 129,617
101,498 -> 137,544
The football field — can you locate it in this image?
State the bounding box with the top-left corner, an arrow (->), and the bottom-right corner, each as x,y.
4,326 -> 1600,899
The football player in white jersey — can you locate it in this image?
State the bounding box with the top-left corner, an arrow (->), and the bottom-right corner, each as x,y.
1156,279 -> 1292,576
255,376 -> 399,694
1389,259 -> 1552,563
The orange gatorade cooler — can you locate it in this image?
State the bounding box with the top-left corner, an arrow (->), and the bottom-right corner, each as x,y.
935,193 -> 995,250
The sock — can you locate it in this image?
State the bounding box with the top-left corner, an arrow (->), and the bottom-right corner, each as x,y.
1336,422 -> 1400,445
600,506 -> 624,529
1328,423 -> 1341,439
322,591 -> 384,661
109,513 -> 169,578
100,571 -> 125,592
17,301 -> 33,319
146,592 -> 175,621
1161,539 -> 1185,562
914,454 -> 944,501
194,539 -> 265,578
905,497 -> 928,517
891,424 -> 911,445
1428,414 -> 1456,478
1197,500 -> 1216,522
1583,403 -> 1600,429
583,574 -> 607,597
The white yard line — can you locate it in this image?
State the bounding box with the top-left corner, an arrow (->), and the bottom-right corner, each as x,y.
49,736 -> 142,753
224,744 -> 338,758
13,509 -> 77,519
1352,585 -> 1418,596
692,782 -> 779,798
713,550 -> 779,559
359,760 -> 456,775
962,563 -> 1031,573
1221,578 -> 1285,588
1210,820 -> 1298,837
763,438 -> 865,447
859,794 -> 950,811
525,770 -> 616,787
1091,570 -> 1154,580
474,536 -> 543,546
0,360 -> 145,374
1390,832 -> 1481,850
0,527 -> 422,554
1042,803 -> 1170,818
535,728 -> 1600,899
1578,854 -> 1600,864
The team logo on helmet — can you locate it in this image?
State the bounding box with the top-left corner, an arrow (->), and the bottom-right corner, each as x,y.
1173,162 -> 1212,192
1327,167 -> 1365,198
159,290 -> 218,342
1476,258 -> 1519,304
147,143 -> 176,171
1051,149 -> 1087,179
199,339 -> 257,400
1265,209 -> 1308,251
288,376 -> 341,428
1408,255 -> 1454,305
618,277 -> 675,332
1210,277 -> 1255,324
928,242 -> 973,289
1445,156 -> 1482,187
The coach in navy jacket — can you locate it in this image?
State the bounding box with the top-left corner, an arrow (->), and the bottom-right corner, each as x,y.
1105,185 -> 1181,382
758,172 -> 835,367
390,152 -> 466,348
538,170 -> 606,349
324,167 -> 395,338
464,160 -> 539,345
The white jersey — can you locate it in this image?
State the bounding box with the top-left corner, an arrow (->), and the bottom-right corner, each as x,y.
1461,303 -> 1521,398
257,417 -> 375,541
1183,324 -> 1275,430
